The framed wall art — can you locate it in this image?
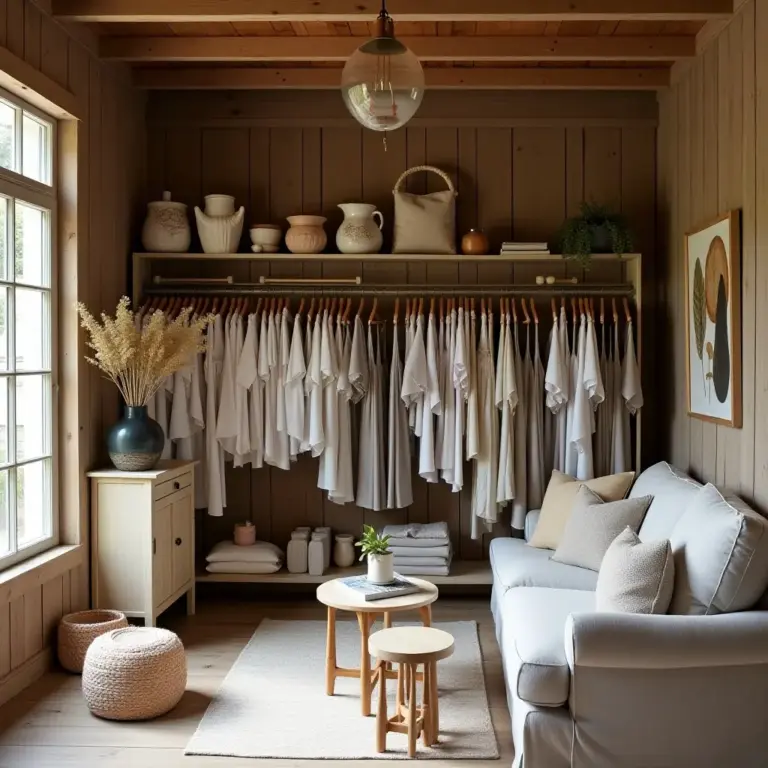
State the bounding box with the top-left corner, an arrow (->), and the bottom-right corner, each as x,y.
684,210 -> 741,427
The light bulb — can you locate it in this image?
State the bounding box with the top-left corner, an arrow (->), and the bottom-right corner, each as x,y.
341,25 -> 424,132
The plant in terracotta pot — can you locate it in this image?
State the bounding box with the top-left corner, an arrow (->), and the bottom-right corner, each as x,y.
559,202 -> 633,267
355,524 -> 394,584
77,297 -> 210,471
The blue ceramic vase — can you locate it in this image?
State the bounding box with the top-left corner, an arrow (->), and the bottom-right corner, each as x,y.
106,405 -> 164,471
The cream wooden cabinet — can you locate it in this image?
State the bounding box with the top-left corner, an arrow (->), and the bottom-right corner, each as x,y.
88,460 -> 196,627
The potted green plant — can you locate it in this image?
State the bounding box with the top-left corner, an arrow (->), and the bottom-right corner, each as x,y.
355,525 -> 394,584
559,202 -> 633,267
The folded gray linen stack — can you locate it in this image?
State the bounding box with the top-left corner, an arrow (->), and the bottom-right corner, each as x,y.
383,522 -> 453,576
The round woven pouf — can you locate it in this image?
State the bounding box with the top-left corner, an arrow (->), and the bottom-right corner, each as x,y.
58,610 -> 128,673
82,627 -> 186,721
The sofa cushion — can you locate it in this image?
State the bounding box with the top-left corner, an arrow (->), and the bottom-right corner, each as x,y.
498,586 -> 595,707
632,461 -> 701,542
490,537 -> 599,596
528,470 -> 635,550
669,483 -> 768,615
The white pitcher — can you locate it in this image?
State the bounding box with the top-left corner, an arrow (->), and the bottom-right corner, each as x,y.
194,194 -> 245,254
335,203 -> 384,254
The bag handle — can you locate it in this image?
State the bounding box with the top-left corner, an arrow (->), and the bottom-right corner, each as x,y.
393,165 -> 457,196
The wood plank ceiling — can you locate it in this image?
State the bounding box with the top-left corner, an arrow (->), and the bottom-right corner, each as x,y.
51,1 -> 734,90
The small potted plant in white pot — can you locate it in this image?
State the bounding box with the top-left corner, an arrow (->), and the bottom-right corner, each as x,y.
356,525 -> 394,585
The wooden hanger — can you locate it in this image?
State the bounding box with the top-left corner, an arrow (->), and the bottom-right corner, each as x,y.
394,297 -> 400,324
356,297 -> 364,319
297,297 -> 305,317
481,298 -> 486,317
488,297 -> 492,316
511,298 -> 518,323
417,297 -> 424,316
429,297 -> 435,316
211,297 -> 220,314
405,298 -> 411,321
623,297 -> 632,323
570,297 -> 577,323
343,298 -> 351,322
612,297 -> 619,323
530,299 -> 539,325
550,298 -> 557,321
521,298 -> 531,325
368,297 -> 378,325
439,296 -> 444,321
600,297 -> 605,324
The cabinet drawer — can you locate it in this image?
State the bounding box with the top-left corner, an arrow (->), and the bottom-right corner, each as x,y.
154,471 -> 192,501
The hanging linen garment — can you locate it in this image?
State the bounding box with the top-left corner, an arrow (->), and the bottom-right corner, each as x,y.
496,309 -> 516,505
564,311 -> 580,476
387,319 -> 413,509
527,323 -> 546,510
402,312 -> 428,444
471,308 -> 497,538
439,309 -> 456,484
451,305 -> 469,493
545,310 -> 568,475
609,325 -> 629,473
204,316 -> 226,517
466,307 -> 479,462
585,313 -> 605,415
299,312 -> 313,454
259,310 -> 275,464
570,313 -> 595,481
318,308 -> 340,493
305,310 -> 325,458
621,319 -> 642,468
238,312 -> 264,469
357,324 -> 385,511
434,311 -> 447,471
348,313 -> 368,404
331,319 -> 355,505
153,377 -> 173,460
216,313 -> 239,460
595,320 -> 612,478
271,307 -> 291,470
285,312 -> 306,460
510,319 -> 528,530
405,312 -> 419,432
231,314 -> 251,468
420,311 -> 441,482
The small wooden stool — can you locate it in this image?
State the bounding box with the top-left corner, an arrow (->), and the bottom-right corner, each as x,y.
368,626 -> 454,757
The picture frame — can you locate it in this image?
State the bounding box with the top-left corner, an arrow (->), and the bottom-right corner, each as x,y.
684,210 -> 741,427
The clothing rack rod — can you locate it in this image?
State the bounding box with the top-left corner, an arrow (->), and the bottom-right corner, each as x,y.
143,282 -> 635,298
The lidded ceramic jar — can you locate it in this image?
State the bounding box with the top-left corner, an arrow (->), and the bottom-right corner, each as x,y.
141,191 -> 191,253
285,215 -> 327,255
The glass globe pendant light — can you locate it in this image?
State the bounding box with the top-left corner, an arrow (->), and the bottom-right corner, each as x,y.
341,0 -> 425,136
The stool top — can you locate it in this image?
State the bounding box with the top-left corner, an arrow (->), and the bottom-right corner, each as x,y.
317,577 -> 438,612
368,626 -> 455,664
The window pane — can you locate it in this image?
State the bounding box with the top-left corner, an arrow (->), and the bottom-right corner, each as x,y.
0,377 -> 8,466
16,458 -> 50,548
15,202 -> 48,287
0,286 -> 8,373
16,374 -> 49,462
22,114 -> 49,184
0,196 -> 7,281
15,288 -> 50,371
0,102 -> 15,173
0,469 -> 9,556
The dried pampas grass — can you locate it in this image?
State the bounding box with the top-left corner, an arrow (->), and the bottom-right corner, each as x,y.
77,296 -> 210,407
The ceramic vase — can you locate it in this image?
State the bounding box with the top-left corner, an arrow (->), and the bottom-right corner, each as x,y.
141,191 -> 191,253
106,405 -> 164,472
461,228 -> 490,256
367,552 -> 394,585
194,194 -> 245,254
333,534 -> 355,568
234,522 -> 256,546
285,215 -> 327,254
336,203 -> 384,254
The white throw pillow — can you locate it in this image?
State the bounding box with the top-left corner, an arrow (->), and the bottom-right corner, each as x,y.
668,483 -> 768,615
596,528 -> 675,614
552,486 -> 652,572
206,540 -> 284,565
206,561 -> 282,574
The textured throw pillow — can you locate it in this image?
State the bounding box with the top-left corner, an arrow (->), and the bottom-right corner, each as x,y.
669,483 -> 768,615
528,469 -> 636,550
552,485 -> 652,571
596,527 -> 675,614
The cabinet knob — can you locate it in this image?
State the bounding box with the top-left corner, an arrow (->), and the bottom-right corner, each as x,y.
175,537 -> 182,546
173,481 -> 180,490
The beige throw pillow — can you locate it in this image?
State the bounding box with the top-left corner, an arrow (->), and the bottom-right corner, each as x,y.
552,486 -> 652,571
528,469 -> 636,550
596,528 -> 675,614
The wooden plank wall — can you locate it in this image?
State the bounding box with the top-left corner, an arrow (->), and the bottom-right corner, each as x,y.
146,90 -> 658,559
0,0 -> 145,704
657,0 -> 764,509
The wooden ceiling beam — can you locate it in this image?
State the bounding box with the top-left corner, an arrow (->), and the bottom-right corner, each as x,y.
101,35 -> 695,62
132,66 -> 669,90
53,0 -> 733,23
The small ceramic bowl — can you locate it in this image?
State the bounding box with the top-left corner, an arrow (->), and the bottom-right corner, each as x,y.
250,224 -> 282,248
260,244 -> 280,254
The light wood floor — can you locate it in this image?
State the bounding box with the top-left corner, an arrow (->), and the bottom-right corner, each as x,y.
0,596 -> 513,767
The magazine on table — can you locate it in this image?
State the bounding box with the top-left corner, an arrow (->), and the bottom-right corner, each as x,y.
340,574 -> 421,601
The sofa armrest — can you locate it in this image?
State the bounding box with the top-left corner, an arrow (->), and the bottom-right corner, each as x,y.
524,509 -> 540,542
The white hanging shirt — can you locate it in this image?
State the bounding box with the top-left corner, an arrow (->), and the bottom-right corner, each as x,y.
401,313 -> 428,442
216,314 -> 239,459
419,312 -> 441,482
511,321 -> 528,530
318,309 -> 340,493
300,314 -> 313,453
273,308 -> 291,470
584,314 -> 605,414
305,311 -> 325,458
349,314 -> 368,404
545,312 -> 567,413
526,323 -> 546,510
571,315 -> 595,481
285,312 -> 306,459
387,320 -> 413,509
496,311 -> 517,505
622,320 -> 643,415
330,320 -> 355,505
452,306 -> 469,493
564,314 -> 579,477
231,315 -> 251,467
466,309 -> 479,462
434,313 -> 447,470
204,317 -> 226,517
439,310 -> 456,483
237,313 -> 263,469
357,325 -> 385,511
611,325 -> 630,473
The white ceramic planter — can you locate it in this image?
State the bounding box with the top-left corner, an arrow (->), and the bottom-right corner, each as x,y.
141,191 -> 191,253
333,534 -> 355,568
194,194 -> 245,254
367,552 -> 394,585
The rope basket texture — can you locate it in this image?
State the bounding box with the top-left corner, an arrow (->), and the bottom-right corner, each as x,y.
82,626 -> 187,721
57,609 -> 128,673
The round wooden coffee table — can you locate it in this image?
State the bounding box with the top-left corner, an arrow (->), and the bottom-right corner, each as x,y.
316,577 -> 439,717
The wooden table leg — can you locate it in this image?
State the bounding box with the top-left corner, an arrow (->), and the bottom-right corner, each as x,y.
325,606 -> 337,696
430,660 -> 440,742
358,612 -> 373,716
407,663 -> 418,757
384,611 -> 392,628
376,653 -> 388,753
422,661 -> 433,747
396,662 -> 404,717
419,605 -> 432,627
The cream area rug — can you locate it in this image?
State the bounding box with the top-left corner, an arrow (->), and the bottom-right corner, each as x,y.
185,619 -> 499,760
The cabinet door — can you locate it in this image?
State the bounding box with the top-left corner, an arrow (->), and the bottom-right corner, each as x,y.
152,499 -> 174,607
171,490 -> 193,593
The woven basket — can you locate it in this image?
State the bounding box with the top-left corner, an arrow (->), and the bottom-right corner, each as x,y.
57,610 -> 128,673
82,627 -> 187,721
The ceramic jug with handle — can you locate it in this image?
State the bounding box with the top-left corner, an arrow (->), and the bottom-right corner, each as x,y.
335,203 -> 384,254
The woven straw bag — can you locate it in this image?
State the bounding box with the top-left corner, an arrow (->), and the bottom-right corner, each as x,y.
57,609 -> 128,673
392,165 -> 457,255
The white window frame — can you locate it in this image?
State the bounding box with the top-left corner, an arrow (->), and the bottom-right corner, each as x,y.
0,86 -> 57,571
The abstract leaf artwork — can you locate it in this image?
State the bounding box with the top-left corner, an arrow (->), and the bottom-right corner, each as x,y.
685,211 -> 741,427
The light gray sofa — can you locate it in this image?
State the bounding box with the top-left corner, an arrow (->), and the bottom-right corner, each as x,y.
490,462 -> 768,768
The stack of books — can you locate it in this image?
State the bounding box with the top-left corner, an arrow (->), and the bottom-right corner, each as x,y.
501,241 -> 550,255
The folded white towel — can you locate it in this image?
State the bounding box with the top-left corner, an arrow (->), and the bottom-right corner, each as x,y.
383,522 -> 449,540
206,540 -> 284,564
206,561 -> 282,574
396,564 -> 450,577
389,545 -> 451,558
393,556 -> 449,567
383,537 -> 448,549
